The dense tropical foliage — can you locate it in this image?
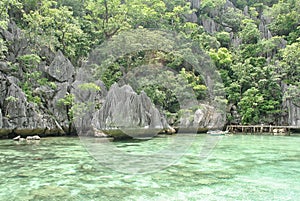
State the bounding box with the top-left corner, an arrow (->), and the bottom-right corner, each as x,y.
0,0 -> 299,125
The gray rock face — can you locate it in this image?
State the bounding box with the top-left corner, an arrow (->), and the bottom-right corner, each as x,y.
202,17 -> 220,34
0,72 -> 7,105
0,53 -> 107,138
71,78 -> 107,135
47,82 -> 70,130
0,23 -> 79,138
2,81 -> 27,128
184,13 -> 198,23
0,72 -> 64,136
259,14 -> 273,40
224,0 -> 235,9
232,35 -> 242,47
92,83 -> 169,138
280,83 -> 300,127
0,108 -> 2,128
285,100 -> 300,127
184,0 -> 200,23
47,50 -> 75,82
0,62 -> 9,73
188,0 -> 200,9
0,49 -> 77,138
229,105 -> 241,124
179,104 -> 225,131
1,22 -> 30,63
198,0 -> 235,34
259,21 -> 272,39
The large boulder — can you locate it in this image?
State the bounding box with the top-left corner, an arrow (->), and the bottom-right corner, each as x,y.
92,83 -> 170,138
178,104 -> 225,132
0,62 -> 9,73
46,50 -> 75,82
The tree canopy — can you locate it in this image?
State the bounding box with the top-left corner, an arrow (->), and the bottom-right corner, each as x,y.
1,0 -> 299,125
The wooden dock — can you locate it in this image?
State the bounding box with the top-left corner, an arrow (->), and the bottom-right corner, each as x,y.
226,125 -> 300,135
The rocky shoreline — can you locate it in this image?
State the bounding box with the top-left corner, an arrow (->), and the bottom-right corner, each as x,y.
1,22 -> 300,140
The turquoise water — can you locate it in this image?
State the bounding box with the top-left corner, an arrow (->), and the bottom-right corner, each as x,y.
0,134 -> 299,200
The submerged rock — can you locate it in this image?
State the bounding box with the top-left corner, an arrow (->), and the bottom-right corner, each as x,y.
93,128 -> 108,138
13,135 -> 40,140
13,135 -> 21,141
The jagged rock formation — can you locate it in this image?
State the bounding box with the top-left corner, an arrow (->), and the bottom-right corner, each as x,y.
1,1 -> 299,138
281,84 -> 300,127
0,71 -> 66,137
0,22 -> 173,139
91,83 -> 171,138
286,100 -> 300,126
259,15 -> 273,39
46,50 -> 75,83
178,104 -> 225,132
71,68 -> 107,136
0,22 -> 76,138
185,0 -> 200,23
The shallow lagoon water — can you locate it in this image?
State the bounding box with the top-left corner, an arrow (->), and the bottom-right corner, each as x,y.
0,134 -> 299,201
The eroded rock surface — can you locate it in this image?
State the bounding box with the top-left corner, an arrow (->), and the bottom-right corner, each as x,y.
0,72 -> 67,137
92,83 -> 170,138
178,104 -> 225,132
72,73 -> 107,136
285,100 -> 300,127
46,50 -> 75,83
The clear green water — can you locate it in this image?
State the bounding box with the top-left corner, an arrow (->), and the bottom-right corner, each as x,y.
0,134 -> 299,201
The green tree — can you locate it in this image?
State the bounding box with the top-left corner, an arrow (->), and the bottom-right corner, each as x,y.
209,47 -> 232,69
219,7 -> 245,32
239,19 -> 261,44
0,0 -> 22,59
0,0 -> 22,29
215,31 -> 231,48
238,87 -> 264,124
200,0 -> 226,14
23,0 -> 87,62
267,0 -> 300,41
280,40 -> 300,83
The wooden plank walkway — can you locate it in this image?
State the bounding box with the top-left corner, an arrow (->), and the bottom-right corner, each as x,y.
226,125 -> 300,134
